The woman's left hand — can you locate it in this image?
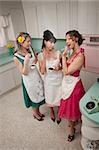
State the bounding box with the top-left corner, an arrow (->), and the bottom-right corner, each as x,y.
62,46 -> 68,57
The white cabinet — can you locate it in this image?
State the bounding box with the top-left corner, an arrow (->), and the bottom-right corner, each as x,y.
0,69 -> 15,95
22,2 -> 38,37
10,8 -> 26,37
87,2 -> 97,34
96,2 -> 99,33
37,3 -> 57,37
57,2 -> 70,38
22,1 -> 99,37
57,1 -> 78,38
0,62 -> 21,96
78,1 -> 88,34
69,1 -> 78,30
12,67 -> 21,87
78,1 -> 98,34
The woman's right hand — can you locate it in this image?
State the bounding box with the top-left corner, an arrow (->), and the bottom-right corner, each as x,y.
24,53 -> 31,65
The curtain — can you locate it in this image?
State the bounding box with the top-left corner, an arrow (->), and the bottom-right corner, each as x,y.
0,15 -> 8,47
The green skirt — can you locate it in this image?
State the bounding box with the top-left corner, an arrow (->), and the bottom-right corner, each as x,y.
22,79 -> 45,108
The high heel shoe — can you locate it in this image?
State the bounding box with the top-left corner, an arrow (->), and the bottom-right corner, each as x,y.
67,134 -> 75,142
33,115 -> 44,121
51,117 -> 56,122
39,114 -> 45,118
57,119 -> 61,125
67,128 -> 75,142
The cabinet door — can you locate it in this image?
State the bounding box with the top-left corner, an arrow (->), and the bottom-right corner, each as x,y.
57,1 -> 70,38
22,2 -> 38,37
96,8 -> 99,33
69,1 -> 78,30
12,67 -> 21,86
87,2 -> 97,34
78,1 -> 97,34
0,70 -> 15,95
10,8 -> 26,37
78,1 -> 88,34
37,3 -> 57,37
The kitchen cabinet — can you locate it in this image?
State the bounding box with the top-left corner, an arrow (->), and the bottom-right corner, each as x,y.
78,1 -> 98,34
37,3 -> 57,37
69,1 -> 78,30
10,8 -> 26,38
78,1 -> 88,34
22,2 -> 38,37
12,67 -> 21,87
0,69 -> 15,95
23,2 -> 58,37
0,62 -> 21,96
57,1 -> 78,38
22,1 -> 99,37
96,7 -> 99,33
87,2 -> 97,34
57,2 -> 70,38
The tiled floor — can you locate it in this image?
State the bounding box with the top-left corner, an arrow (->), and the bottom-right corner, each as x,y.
0,87 -> 83,150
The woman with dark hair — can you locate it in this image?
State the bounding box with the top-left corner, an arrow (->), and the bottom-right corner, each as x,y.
58,30 -> 85,141
14,32 -> 45,121
38,30 -> 63,122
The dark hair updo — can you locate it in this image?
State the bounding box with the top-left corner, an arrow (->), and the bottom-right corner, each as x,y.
66,30 -> 84,46
42,30 -> 56,49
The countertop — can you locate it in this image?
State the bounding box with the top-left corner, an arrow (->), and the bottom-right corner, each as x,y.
0,52 -> 13,67
0,52 -> 99,74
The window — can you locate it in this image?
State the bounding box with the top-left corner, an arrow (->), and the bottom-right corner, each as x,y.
0,15 -> 8,47
0,15 -> 15,48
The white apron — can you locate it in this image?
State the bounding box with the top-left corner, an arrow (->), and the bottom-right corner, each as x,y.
62,75 -> 80,100
15,53 -> 44,103
44,58 -> 63,106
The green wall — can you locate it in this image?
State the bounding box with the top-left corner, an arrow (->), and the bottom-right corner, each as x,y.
31,38 -> 66,53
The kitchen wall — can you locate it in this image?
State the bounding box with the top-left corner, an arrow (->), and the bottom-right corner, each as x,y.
22,0 -> 99,38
